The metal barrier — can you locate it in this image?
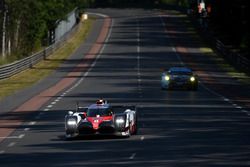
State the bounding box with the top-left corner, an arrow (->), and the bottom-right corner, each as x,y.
0,18 -> 80,80
188,12 -> 249,74
189,14 -> 249,74
216,40 -> 249,74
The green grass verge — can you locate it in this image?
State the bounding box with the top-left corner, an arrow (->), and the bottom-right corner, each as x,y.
0,18 -> 94,100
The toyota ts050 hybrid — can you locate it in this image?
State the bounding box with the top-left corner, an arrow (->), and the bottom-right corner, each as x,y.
65,99 -> 138,139
161,67 -> 198,90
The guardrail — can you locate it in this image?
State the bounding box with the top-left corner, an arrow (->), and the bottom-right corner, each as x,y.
0,22 -> 80,80
188,13 -> 249,75
216,40 -> 250,74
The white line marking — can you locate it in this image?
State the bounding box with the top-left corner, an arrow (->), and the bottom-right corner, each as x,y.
199,82 -> 224,98
29,121 -> 36,125
242,110 -> 248,113
0,150 -> 5,154
0,136 -> 18,139
18,134 -> 25,139
51,101 -> 56,105
160,15 -> 184,68
140,136 -> 145,141
223,98 -> 230,102
129,153 -> 136,159
0,134 -> 25,139
55,99 -> 60,102
136,18 -> 142,97
24,128 -> 30,131
236,106 -> 242,109
44,108 -> 50,111
86,12 -> 108,18
8,142 -> 16,147
47,105 -> 53,108
172,47 -> 177,52
57,14 -> 114,93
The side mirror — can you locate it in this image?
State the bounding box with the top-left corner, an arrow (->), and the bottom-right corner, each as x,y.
68,111 -> 74,115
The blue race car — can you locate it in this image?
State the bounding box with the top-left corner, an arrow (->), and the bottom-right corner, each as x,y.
161,67 -> 198,90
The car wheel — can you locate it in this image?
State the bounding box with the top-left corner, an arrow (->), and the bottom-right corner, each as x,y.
132,122 -> 137,135
126,126 -> 132,137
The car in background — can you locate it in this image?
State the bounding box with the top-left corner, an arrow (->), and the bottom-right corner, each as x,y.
65,99 -> 137,139
161,67 -> 198,90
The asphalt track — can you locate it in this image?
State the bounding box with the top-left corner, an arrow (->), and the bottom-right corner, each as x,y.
0,9 -> 250,167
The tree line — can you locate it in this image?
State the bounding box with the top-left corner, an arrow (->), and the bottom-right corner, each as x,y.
0,0 -> 92,62
205,0 -> 249,55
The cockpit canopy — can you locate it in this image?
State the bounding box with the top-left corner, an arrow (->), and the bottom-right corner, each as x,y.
168,67 -> 193,75
87,107 -> 113,117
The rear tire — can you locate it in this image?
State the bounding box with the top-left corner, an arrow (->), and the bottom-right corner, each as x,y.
126,128 -> 131,137
132,117 -> 138,135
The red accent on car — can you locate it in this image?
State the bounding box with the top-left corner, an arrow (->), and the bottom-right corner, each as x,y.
87,116 -> 112,130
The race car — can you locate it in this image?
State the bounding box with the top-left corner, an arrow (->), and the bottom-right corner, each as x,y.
65,99 -> 137,139
161,67 -> 198,90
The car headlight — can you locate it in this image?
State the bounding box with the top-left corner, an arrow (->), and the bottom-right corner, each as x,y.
190,76 -> 195,82
67,119 -> 77,126
164,76 -> 170,81
115,117 -> 125,124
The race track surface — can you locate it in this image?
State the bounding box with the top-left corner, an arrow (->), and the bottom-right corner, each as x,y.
0,8 -> 250,167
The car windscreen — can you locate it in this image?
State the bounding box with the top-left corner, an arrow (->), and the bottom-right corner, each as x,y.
87,108 -> 112,117
169,71 -> 192,75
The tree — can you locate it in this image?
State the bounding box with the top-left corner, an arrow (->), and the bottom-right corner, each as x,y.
1,0 -> 88,61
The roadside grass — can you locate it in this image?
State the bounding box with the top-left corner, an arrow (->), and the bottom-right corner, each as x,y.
200,47 -> 250,83
0,18 -> 94,100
